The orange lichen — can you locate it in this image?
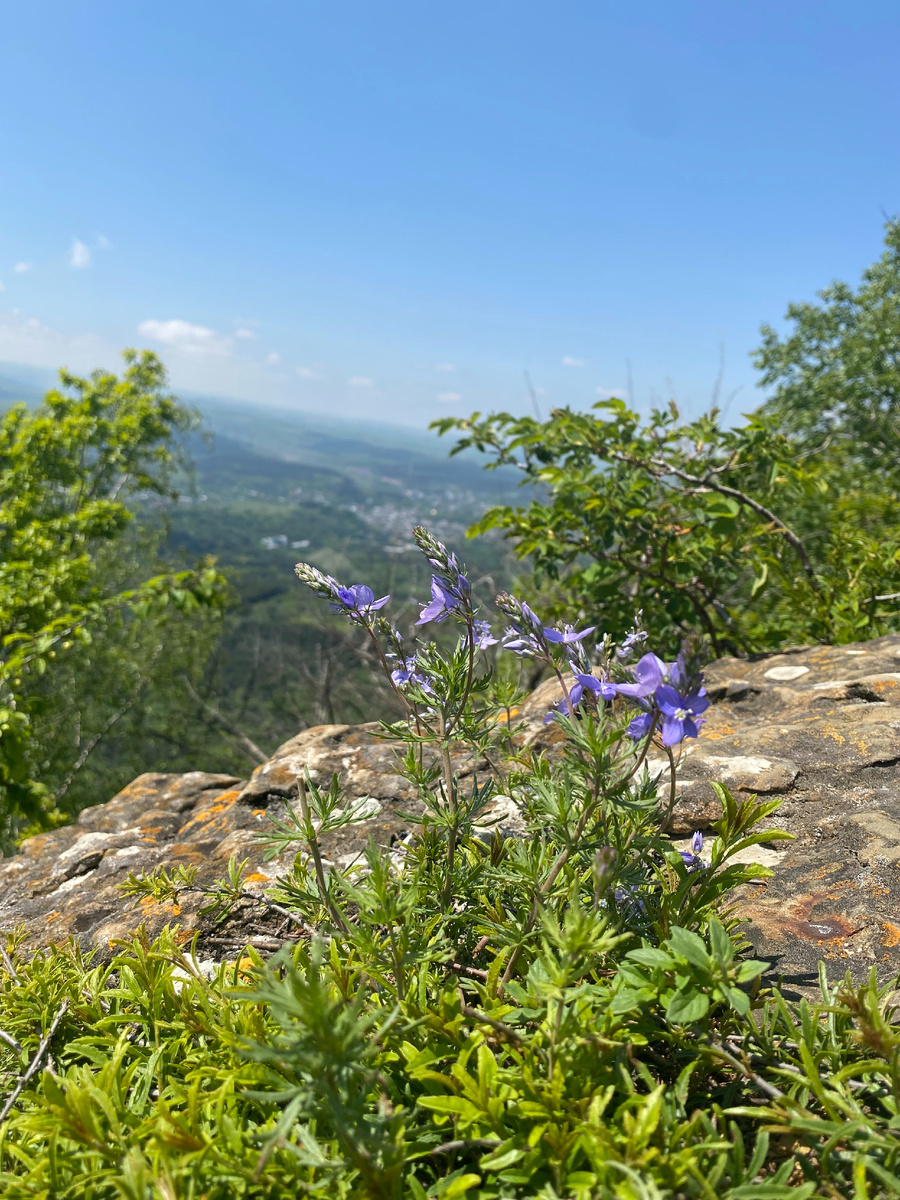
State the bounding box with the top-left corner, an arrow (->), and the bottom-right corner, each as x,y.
881,922 -> 900,948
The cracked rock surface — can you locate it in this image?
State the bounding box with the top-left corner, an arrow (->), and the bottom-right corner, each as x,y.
1,636 -> 899,992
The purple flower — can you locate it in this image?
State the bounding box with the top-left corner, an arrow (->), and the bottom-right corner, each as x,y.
521,602 -> 543,630
616,626 -> 649,661
626,710 -> 654,740
569,672 -> 617,709
543,623 -> 596,645
390,656 -> 418,685
473,620 -> 497,650
691,830 -> 704,857
655,684 -> 710,746
328,583 -> 390,618
416,576 -> 463,625
679,850 -> 703,872
502,626 -> 542,658
613,652 -> 667,698
390,655 -> 433,694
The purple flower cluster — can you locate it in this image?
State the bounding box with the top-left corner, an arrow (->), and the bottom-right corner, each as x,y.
680,830 -> 705,871
615,652 -> 708,746
389,655 -> 434,694
329,583 -> 390,618
473,620 -> 497,650
497,594 -> 595,665
413,526 -> 473,627
296,526 -> 709,753
416,574 -> 471,625
294,563 -> 391,628
542,646 -> 709,747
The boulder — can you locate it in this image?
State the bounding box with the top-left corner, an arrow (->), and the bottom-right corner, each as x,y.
1,635 -> 899,991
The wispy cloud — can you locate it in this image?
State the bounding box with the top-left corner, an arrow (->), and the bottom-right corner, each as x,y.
138,318 -> 229,356
561,355 -> 584,367
69,239 -> 91,269
296,366 -> 318,379
0,308 -> 110,369
437,391 -> 461,403
434,363 -> 456,372
595,385 -> 621,399
13,262 -> 31,274
234,327 -> 256,339
0,280 -> 4,293
95,234 -> 111,250
349,375 -> 373,387
265,351 -> 281,366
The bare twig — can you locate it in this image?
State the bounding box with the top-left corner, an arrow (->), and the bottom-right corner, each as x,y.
0,1001 -> 68,1123
461,1005 -> 523,1043
58,644 -> 165,800
609,448 -> 819,588
452,963 -> 489,979
706,1040 -> 786,1102
0,945 -> 20,984
524,370 -> 542,422
0,1029 -> 23,1056
181,673 -> 270,764
57,697 -> 137,800
652,457 -> 818,586
423,1137 -> 503,1158
243,892 -> 317,935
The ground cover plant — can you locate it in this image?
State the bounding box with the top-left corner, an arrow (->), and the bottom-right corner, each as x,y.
0,529 -> 898,1198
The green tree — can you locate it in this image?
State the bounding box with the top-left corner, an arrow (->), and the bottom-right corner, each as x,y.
0,350 -> 226,838
754,218 -> 900,475
433,225 -> 900,656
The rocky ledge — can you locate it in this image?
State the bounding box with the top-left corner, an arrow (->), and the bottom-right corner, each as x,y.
1,635 -> 899,993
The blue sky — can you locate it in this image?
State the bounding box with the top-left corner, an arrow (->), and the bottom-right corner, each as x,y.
1,1 -> 898,426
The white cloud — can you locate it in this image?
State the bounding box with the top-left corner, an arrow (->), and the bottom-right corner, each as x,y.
138,318 -> 229,356
0,280 -> 4,293
0,308 -> 111,371
434,362 -> 456,372
69,239 -> 91,269
595,386 -> 621,399
561,355 -> 585,367
95,234 -> 111,250
349,376 -> 373,387
234,327 -> 256,339
296,365 -> 318,378
437,391 -> 462,403
266,351 -> 281,366
13,262 -> 31,273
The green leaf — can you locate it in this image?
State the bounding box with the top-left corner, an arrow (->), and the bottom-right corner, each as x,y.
666,926 -> 712,970
665,988 -> 710,1024
439,1174 -> 482,1198
627,947 -> 674,969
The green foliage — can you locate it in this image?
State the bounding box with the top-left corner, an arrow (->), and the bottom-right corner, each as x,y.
0,352 -> 227,837
754,218 -> 900,477
433,399 -> 900,657
432,223 -> 900,657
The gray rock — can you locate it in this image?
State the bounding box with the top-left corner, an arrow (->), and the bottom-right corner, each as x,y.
1,635 -> 899,990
